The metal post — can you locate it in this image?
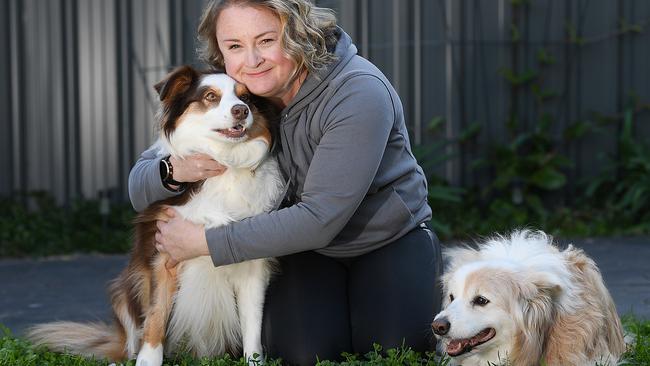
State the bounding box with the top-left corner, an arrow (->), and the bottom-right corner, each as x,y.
414,0 -> 422,145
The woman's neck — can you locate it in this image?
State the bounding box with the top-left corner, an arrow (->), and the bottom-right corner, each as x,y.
271,69 -> 308,109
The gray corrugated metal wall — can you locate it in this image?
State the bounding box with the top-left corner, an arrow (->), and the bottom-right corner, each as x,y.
337,0 -> 650,192
1,0 -> 185,202
1,0 -> 649,204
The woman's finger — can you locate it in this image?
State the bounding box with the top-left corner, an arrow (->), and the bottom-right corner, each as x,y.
189,153 -> 215,161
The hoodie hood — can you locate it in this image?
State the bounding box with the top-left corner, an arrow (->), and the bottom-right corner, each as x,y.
280,28 -> 358,121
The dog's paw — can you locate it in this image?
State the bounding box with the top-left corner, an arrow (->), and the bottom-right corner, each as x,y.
135,342 -> 164,366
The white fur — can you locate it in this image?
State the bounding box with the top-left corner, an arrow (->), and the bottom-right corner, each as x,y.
434,230 -> 625,366
117,300 -> 140,358
136,73 -> 284,363
136,343 -> 163,366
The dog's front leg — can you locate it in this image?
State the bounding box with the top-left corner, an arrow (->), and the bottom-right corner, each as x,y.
234,260 -> 270,364
136,254 -> 179,366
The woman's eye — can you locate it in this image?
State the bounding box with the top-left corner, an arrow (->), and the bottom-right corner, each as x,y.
260,38 -> 274,45
228,44 -> 241,50
472,296 -> 490,306
205,92 -> 218,101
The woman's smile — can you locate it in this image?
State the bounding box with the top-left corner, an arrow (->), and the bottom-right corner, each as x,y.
245,69 -> 272,78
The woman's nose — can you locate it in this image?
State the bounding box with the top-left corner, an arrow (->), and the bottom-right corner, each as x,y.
245,48 -> 263,68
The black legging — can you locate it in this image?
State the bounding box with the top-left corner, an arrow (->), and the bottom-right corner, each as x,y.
261,225 -> 442,365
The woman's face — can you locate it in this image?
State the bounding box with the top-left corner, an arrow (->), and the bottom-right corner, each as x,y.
216,6 -> 301,106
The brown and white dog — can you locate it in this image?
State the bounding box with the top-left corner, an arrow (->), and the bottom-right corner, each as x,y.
28,66 -> 284,366
432,230 -> 626,366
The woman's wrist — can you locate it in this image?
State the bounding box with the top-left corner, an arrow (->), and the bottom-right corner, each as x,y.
159,156 -> 186,192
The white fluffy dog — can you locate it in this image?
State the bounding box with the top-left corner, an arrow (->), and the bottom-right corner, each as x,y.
432,230 -> 625,366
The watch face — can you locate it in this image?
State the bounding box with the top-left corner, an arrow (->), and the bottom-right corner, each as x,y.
160,158 -> 169,181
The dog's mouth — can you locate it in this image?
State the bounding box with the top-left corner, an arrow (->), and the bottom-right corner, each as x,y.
446,328 -> 496,357
215,123 -> 246,138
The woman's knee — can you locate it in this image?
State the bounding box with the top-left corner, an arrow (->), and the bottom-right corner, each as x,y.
348,226 -> 441,353
262,251 -> 352,365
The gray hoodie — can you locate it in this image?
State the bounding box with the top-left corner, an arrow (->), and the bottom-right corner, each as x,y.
128,31 -> 432,267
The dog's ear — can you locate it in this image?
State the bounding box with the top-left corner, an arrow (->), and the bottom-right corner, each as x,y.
520,272 -> 562,323
154,65 -> 199,103
508,273 -> 561,365
520,273 -> 561,339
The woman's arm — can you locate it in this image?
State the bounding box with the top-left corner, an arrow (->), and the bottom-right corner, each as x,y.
128,143 -> 178,212
206,74 -> 396,266
128,143 -> 227,212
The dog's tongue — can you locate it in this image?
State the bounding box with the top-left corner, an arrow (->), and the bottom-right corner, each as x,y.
446,328 -> 495,357
447,339 -> 471,356
217,124 -> 246,138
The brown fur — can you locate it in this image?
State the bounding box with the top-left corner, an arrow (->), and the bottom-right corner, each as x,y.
26,321 -> 127,360
541,246 -> 625,366
494,247 -> 624,366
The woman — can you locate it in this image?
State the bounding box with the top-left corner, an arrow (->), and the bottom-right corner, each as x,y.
128,0 -> 442,364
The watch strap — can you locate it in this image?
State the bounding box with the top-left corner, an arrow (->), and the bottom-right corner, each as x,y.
160,156 -> 186,191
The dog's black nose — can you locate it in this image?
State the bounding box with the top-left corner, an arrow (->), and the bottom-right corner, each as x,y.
432,317 -> 450,335
231,104 -> 249,120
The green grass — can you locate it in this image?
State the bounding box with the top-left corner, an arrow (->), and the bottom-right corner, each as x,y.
0,329 -> 446,366
621,316 -> 650,365
1,318 -> 648,366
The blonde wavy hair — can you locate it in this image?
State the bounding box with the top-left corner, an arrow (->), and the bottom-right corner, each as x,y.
197,0 -> 340,81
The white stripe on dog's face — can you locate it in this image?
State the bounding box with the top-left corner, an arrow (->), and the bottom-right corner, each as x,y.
166,73 -> 255,156
198,74 -> 254,131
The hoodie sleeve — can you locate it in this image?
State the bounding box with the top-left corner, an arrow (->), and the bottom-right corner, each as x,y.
128,142 -> 183,212
206,74 -> 395,267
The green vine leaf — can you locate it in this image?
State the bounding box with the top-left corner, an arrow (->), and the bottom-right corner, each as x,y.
531,84 -> 559,102
510,23 -> 521,43
459,122 -> 482,143
427,116 -> 446,133
500,68 -> 539,86
566,23 -> 585,45
536,48 -> 556,66
530,167 -> 567,190
564,121 -> 592,140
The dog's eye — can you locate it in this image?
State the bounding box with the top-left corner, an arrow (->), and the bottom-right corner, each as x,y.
205,92 -> 218,102
449,294 -> 454,302
472,296 -> 490,306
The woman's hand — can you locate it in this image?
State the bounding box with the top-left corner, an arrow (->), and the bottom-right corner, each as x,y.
170,153 -> 227,183
155,208 -> 211,268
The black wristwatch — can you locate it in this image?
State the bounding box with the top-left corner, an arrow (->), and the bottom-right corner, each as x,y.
159,155 -> 186,192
